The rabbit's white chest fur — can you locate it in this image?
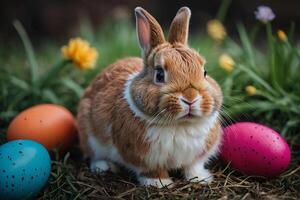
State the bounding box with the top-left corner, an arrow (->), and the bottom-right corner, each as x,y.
144,112 -> 220,169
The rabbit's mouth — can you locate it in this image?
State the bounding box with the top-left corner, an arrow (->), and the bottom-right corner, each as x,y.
178,112 -> 198,120
184,113 -> 194,118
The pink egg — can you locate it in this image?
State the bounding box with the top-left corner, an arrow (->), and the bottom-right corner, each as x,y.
220,122 -> 291,178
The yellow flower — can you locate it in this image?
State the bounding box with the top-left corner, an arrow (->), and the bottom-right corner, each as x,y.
219,54 -> 235,72
277,30 -> 287,41
207,19 -> 227,41
61,38 -> 98,70
245,85 -> 257,96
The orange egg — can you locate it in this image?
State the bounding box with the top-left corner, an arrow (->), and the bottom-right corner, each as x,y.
7,104 -> 77,153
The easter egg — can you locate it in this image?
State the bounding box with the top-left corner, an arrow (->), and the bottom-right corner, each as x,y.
0,140 -> 51,200
7,104 -> 77,153
220,122 -> 291,177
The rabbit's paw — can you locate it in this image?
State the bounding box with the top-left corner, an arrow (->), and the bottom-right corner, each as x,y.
138,176 -> 173,188
184,162 -> 213,184
90,160 -> 110,173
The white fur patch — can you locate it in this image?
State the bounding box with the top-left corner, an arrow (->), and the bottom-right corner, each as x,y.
184,160 -> 213,184
123,72 -> 150,120
90,160 -> 110,172
144,112 -> 219,170
138,177 -> 173,188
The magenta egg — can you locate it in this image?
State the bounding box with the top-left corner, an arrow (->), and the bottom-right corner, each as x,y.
220,122 -> 291,178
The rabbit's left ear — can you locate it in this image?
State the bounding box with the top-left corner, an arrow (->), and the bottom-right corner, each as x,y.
168,7 -> 191,45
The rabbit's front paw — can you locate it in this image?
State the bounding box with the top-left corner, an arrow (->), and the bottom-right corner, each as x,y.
184,162 -> 213,184
185,168 -> 213,184
90,160 -> 110,173
138,176 -> 173,188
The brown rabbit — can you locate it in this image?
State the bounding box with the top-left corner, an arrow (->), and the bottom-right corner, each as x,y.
77,6 -> 223,188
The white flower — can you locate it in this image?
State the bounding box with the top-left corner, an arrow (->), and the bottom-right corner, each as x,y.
255,6 -> 275,23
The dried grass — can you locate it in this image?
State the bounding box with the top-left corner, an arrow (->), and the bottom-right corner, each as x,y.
38,145 -> 300,200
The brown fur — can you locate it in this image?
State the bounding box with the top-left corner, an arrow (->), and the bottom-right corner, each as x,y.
205,122 -> 221,152
77,57 -> 150,166
77,7 -> 223,182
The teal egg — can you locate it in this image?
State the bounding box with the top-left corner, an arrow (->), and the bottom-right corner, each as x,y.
0,140 -> 51,200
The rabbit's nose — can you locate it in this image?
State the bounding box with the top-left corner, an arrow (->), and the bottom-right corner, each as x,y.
180,97 -> 199,106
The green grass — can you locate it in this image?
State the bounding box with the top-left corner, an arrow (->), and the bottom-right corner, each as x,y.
1,12 -> 300,199
2,19 -> 300,136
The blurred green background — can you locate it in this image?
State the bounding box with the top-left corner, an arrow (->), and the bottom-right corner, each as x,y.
1,0 -> 300,40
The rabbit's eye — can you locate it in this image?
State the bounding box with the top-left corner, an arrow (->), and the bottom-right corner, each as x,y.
204,69 -> 207,77
154,66 -> 165,84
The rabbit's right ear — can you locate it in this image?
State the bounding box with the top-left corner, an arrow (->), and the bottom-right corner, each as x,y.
168,7 -> 191,45
135,7 -> 165,56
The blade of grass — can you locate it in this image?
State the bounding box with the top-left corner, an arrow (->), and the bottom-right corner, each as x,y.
10,76 -> 29,91
7,91 -> 29,111
13,20 -> 39,84
266,23 -> 279,90
216,0 -> 232,22
60,78 -> 83,98
42,89 -> 61,104
238,64 -> 278,97
249,23 -> 262,42
221,69 -> 241,97
275,41 -> 290,88
288,21 -> 295,40
237,23 -> 257,71
0,111 -> 18,120
38,60 -> 70,88
226,102 -> 255,116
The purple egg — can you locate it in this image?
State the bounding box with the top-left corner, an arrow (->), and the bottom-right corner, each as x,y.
220,122 -> 291,178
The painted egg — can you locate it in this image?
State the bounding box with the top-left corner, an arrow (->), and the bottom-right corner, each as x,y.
0,140 -> 51,200
220,122 -> 291,177
7,104 -> 77,153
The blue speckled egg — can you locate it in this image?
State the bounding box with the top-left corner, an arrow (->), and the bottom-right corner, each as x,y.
0,140 -> 51,200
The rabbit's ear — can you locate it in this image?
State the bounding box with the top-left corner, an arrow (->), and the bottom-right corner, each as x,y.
135,7 -> 165,55
168,7 -> 191,45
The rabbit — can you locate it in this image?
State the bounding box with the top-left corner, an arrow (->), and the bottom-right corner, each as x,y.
77,6 -> 223,188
